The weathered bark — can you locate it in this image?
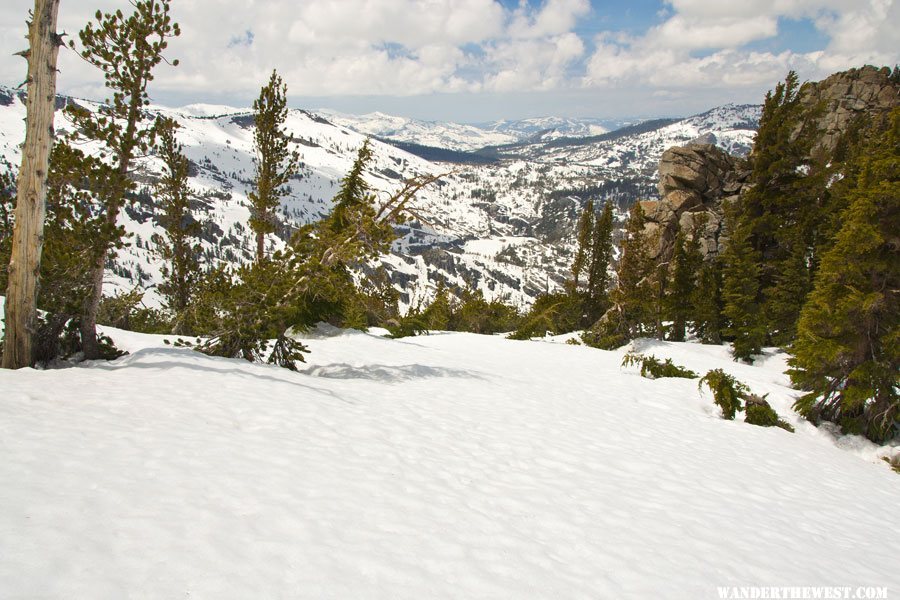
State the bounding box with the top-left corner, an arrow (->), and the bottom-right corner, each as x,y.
2,0 -> 62,369
79,248 -> 105,359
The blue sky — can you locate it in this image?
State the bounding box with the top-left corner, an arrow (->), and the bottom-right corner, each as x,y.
1,0 -> 897,122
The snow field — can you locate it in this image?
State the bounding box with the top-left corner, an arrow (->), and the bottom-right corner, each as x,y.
1,320 -> 898,598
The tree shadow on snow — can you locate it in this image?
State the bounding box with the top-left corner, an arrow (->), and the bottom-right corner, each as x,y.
302,363 -> 486,383
91,347 -> 355,403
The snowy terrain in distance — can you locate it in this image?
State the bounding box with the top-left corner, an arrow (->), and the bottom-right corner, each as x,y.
0,86 -> 760,311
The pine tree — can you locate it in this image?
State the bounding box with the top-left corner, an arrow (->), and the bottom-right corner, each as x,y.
350,265 -> 400,329
691,258 -> 723,344
195,142 -> 442,368
509,292 -> 579,339
721,211 -> 765,362
31,143 -> 121,363
569,200 -> 593,292
737,71 -> 825,345
666,229 -> 702,342
583,202 -> 655,349
249,69 -> 300,262
422,280 -> 451,331
789,109 -> 899,443
764,236 -> 811,346
152,118 -> 201,334
0,169 -> 15,284
2,0 -> 62,369
615,203 -> 656,335
67,0 -> 180,359
585,201 -> 614,323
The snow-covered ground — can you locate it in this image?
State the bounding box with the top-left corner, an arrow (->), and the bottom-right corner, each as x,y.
2,308 -> 898,598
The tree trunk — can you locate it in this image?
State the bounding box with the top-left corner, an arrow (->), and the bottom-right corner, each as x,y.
256,230 -> 264,262
2,0 -> 61,370
80,195 -> 124,359
79,248 -> 105,359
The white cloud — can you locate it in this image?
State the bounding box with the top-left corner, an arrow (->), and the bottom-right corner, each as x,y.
583,0 -> 899,96
653,15 -> 779,49
484,32 -> 585,92
0,0 -> 896,118
508,0 -> 591,39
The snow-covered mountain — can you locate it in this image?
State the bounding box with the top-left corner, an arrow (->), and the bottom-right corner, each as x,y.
0,86 -> 761,311
318,110 -> 520,152
322,110 -> 619,152
478,115 -> 618,142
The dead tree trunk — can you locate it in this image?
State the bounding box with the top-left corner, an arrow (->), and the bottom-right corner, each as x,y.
2,0 -> 62,369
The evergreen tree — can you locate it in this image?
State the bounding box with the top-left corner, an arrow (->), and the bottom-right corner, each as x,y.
194,142 -> 442,368
348,266 -> 400,329
422,280 -> 451,330
509,292 -> 579,340
721,210 -> 765,362
569,200 -> 593,292
585,201 -> 614,323
0,169 -> 15,284
736,70 -> 825,345
249,69 -> 300,262
764,236 -> 811,346
583,202 -> 655,349
152,118 -> 201,334
666,229 -> 702,342
27,143 -> 122,363
614,203 -> 656,335
67,0 -> 180,359
691,257 -> 723,344
789,110 -> 899,443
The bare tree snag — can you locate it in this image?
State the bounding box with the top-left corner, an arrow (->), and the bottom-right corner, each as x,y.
2,0 -> 62,369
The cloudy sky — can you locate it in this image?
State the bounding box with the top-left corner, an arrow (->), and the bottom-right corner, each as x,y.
1,0 -> 897,122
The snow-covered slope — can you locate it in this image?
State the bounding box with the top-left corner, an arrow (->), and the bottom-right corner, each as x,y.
319,110 -> 521,152
0,87 -> 761,310
476,115 -> 614,143
322,111 -> 617,152
507,104 -> 761,171
1,313 -> 898,598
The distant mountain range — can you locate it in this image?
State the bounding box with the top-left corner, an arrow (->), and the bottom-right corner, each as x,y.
0,85 -> 761,311
319,110 -> 628,153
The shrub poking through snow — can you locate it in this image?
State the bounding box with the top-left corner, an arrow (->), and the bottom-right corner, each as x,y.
698,369 -> 747,420
881,456 -> 900,474
621,352 -> 698,380
698,370 -> 794,431
744,394 -> 795,432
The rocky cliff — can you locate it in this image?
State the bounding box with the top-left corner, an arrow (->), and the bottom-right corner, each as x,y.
798,65 -> 899,156
642,66 -> 898,261
642,143 -> 750,259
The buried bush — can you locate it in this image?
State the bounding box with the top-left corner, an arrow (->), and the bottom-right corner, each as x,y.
698,369 -> 748,420
621,352 -> 698,379
744,395 -> 795,432
699,369 -> 794,432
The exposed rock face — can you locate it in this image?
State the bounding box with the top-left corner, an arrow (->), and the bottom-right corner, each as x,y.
642,143 -> 749,259
643,67 -> 898,262
799,66 -> 899,156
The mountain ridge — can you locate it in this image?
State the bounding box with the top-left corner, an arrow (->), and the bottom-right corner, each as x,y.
0,85 -> 761,311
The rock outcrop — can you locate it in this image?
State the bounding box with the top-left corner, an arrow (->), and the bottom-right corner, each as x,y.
641,143 -> 750,259
643,66 -> 898,262
798,65 -> 899,157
